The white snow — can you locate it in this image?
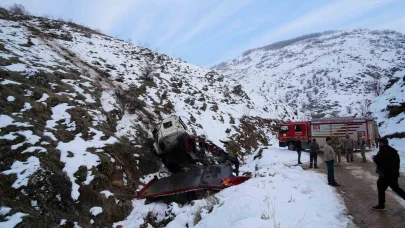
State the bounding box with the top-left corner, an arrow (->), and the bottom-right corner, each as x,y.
2,63 -> 27,72
57,128 -> 117,200
61,79 -> 96,103
115,112 -> 138,140
60,219 -> 67,225
0,115 -> 32,128
36,93 -> 49,102
22,146 -> 47,153
116,147 -> 350,228
101,91 -> 118,112
0,212 -> 28,228
31,200 -> 37,207
20,102 -> 32,112
100,190 -> 114,198
0,79 -> 21,85
90,207 -> 103,216
370,68 -> 405,173
0,132 -> 18,140
0,207 -> 11,215
7,96 -> 15,102
10,130 -> 41,150
44,131 -> 58,141
24,89 -> 33,97
46,103 -> 74,130
388,138 -> 405,174
2,156 -> 40,189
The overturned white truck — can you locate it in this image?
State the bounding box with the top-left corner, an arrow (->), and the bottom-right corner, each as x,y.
138,115 -> 248,202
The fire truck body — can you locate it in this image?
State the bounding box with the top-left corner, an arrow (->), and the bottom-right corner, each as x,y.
279,117 -> 379,150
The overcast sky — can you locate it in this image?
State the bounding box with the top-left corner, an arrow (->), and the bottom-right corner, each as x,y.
1,0 -> 404,66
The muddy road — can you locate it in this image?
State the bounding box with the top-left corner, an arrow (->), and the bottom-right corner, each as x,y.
306,150 -> 405,228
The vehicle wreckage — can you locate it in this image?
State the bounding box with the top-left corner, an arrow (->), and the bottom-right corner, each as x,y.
136,115 -> 251,202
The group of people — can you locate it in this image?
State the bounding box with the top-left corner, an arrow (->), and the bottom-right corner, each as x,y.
295,136 -> 405,210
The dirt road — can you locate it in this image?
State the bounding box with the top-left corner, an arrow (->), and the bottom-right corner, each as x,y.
307,150 -> 405,228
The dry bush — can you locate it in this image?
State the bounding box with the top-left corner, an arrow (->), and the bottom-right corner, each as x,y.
9,3 -> 28,15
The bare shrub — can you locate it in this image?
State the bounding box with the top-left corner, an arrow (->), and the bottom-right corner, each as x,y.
346,106 -> 353,114
9,3 -> 28,15
140,65 -> 154,81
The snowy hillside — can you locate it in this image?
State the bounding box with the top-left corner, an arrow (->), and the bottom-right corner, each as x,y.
370,68 -> 405,172
214,30 -> 405,118
115,147 -> 350,228
0,8 -> 297,227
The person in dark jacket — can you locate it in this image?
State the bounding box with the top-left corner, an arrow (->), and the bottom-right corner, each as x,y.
309,138 -> 319,168
372,138 -> 405,210
296,139 -> 303,164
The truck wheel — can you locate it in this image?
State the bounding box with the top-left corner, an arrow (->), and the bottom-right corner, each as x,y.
287,143 -> 295,151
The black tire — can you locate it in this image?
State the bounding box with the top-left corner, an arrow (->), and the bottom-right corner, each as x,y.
287,142 -> 296,151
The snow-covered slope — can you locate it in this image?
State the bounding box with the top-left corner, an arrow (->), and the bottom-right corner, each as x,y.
115,147 -> 350,228
214,30 -> 405,118
0,8 -> 295,227
370,69 -> 405,172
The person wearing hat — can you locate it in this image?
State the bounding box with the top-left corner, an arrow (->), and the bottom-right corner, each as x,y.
372,138 -> 405,210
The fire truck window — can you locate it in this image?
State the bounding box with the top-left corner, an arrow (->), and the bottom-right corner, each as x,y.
279,126 -> 289,133
295,125 -> 302,132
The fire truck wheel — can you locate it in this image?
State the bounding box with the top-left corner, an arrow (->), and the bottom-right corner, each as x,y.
287,143 -> 296,151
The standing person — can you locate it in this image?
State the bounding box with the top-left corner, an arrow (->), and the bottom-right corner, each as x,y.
343,134 -> 354,162
375,135 -> 380,148
296,139 -> 303,164
361,136 -> 367,162
309,138 -> 319,168
332,136 -> 342,166
372,138 -> 405,210
324,137 -> 341,186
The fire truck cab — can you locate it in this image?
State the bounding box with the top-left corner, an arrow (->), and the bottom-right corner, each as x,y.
278,121 -> 311,150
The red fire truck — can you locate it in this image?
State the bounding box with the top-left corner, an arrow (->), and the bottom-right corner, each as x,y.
278,117 -> 379,150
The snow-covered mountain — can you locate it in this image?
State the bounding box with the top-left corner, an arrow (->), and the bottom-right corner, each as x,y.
214,30 -> 405,118
1,6 -> 404,227
0,8 -> 290,227
370,69 -> 405,172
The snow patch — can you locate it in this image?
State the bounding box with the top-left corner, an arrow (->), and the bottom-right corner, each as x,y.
0,212 -> 28,227
2,156 -> 40,189
56,128 -> 117,200
20,102 -> 32,112
2,63 -> 27,72
10,130 -> 41,150
0,79 -> 21,85
7,96 -> 15,102
101,91 -> 118,112
115,112 -> 138,140
36,93 -> 49,102
46,103 -> 74,130
22,146 -> 47,153
0,115 -> 32,128
100,190 -> 114,198
0,207 -> 11,215
90,207 -> 103,216
44,131 -> 58,141
60,219 -> 67,225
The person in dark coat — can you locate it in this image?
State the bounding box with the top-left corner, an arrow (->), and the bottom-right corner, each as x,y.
296,139 -> 303,164
309,138 -> 320,168
372,138 -> 405,210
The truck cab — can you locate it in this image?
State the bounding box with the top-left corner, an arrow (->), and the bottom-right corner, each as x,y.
278,121 -> 311,150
